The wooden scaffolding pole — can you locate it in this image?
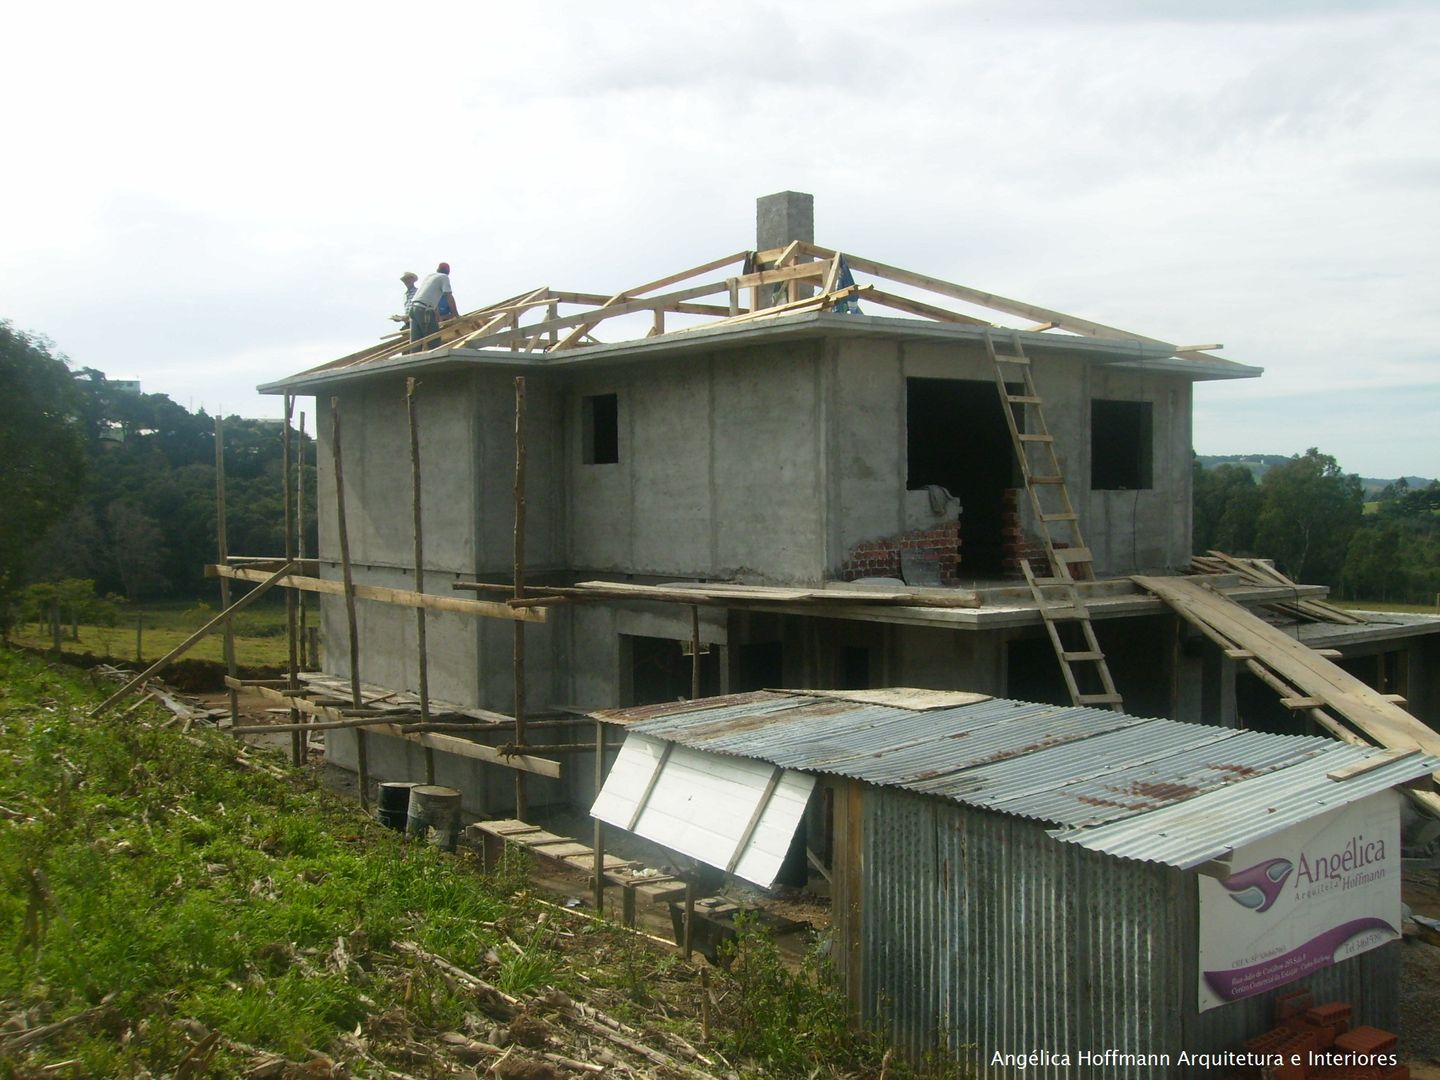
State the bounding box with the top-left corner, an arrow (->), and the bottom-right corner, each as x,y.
92,561 -> 295,716
284,395 -> 302,765
690,605 -> 701,699
330,396 -> 370,809
214,416 -> 238,726
297,410 -> 309,670
592,718 -> 606,914
407,378 -> 435,785
513,376 -> 528,820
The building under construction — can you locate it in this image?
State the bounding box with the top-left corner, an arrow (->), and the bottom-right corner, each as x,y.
228,192 -> 1440,1073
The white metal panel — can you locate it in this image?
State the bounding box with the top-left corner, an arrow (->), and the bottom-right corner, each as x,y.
591,733 -> 815,887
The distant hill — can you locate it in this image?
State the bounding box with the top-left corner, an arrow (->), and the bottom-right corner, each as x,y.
1195,455 -> 1434,495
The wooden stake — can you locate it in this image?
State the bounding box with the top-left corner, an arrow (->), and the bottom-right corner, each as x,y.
215,416 -> 238,726
592,718 -> 606,914
92,561 -> 295,715
330,397 -> 370,809
690,605 -> 701,699
700,969 -> 711,1043
284,395 -> 302,766
513,376 -> 528,820
407,378 -> 435,785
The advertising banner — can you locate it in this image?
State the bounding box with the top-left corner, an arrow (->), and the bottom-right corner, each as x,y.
1197,791 -> 1400,1012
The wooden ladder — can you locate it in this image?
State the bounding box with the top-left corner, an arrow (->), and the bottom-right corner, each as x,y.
985,329 -> 1124,712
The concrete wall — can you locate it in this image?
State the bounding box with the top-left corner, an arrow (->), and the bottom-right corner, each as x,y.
566,343 -> 829,584
309,335 -> 1197,717
825,337 -> 1194,578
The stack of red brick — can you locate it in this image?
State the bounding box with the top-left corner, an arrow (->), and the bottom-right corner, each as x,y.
838,524 -> 960,585
1221,987 -> 1406,1080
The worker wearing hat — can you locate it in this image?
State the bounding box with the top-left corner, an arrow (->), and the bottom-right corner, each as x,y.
406,263 -> 458,353
400,271 -> 419,309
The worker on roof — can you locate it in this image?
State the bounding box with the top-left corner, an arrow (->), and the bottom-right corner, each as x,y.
400,271 -> 418,307
406,263 -> 458,353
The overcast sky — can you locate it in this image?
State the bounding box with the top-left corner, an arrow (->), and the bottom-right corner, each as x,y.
4,0 -> 1436,477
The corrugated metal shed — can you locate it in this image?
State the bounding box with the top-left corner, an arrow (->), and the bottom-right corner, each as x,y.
596,690 -> 1438,867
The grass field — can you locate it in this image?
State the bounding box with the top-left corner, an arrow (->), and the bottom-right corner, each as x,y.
1334,599 -> 1440,615
9,598 -> 301,667
0,647 -> 906,1079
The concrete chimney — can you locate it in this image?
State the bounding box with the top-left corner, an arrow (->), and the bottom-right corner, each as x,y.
756,191 -> 814,251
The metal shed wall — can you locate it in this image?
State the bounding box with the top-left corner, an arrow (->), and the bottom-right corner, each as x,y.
844,782 -> 1400,1077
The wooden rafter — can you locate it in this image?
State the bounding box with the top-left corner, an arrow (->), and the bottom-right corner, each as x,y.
301,238 -> 1232,378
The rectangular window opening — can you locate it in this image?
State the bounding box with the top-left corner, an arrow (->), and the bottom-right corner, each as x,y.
1090,399 -> 1153,490
583,393 -> 619,464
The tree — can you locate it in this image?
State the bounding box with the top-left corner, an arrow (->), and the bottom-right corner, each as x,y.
0,322 -> 87,630
1254,448 -> 1363,585
106,499 -> 169,601
1193,460 -> 1260,555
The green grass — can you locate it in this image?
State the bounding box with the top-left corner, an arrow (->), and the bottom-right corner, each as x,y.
0,647 -> 911,1078
1334,599 -> 1440,614
9,598 -> 297,667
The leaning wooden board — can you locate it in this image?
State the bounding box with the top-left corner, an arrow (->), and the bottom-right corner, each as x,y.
1135,575 -> 1440,760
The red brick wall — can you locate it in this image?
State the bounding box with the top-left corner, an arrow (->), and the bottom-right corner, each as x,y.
839,523 -> 961,585
1001,489 -> 1052,578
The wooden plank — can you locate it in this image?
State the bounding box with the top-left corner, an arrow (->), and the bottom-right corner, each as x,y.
92,561 -> 295,715
725,767 -> 784,874
212,565 -> 544,623
248,686 -> 562,778
1328,748 -> 1420,781
1135,575 -> 1440,759
626,741 -> 675,831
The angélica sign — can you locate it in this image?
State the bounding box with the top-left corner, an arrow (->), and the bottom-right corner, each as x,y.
1197,791 -> 1400,1012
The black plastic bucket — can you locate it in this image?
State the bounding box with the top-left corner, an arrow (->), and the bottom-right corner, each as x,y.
377,781 -> 420,831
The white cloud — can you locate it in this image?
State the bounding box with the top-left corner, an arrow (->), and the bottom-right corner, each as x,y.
2,0 -> 1436,473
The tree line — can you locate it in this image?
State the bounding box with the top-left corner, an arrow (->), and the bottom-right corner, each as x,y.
1194,449 -> 1440,604
3,317 -> 1435,629
1,321 -> 313,631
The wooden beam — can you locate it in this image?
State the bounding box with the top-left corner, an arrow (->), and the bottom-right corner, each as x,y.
248,685 -> 563,778
796,242 -> 1178,347
864,289 -> 993,326
92,561 -> 295,715
725,767 -> 783,874
550,251 -> 751,352
626,741 -> 675,830
212,565 -> 545,622
464,262 -> 831,354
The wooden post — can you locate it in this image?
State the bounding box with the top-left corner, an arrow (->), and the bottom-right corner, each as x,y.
592,718 -> 606,914
215,416 -> 238,726
331,397 -> 370,810
683,881 -> 695,960
297,410 -> 308,670
690,605 -> 701,699
50,600 -> 61,654
407,378 -> 435,785
283,395 -> 302,766
134,612 -> 142,663
513,376 -> 528,820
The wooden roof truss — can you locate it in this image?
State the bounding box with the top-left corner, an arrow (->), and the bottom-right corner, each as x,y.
301,242 -> 1227,379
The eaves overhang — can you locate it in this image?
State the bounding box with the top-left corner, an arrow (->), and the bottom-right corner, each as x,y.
258,311 -> 1260,396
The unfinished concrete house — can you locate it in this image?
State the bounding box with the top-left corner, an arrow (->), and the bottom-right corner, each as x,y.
238,191 -> 1440,1070
253,191 -> 1440,746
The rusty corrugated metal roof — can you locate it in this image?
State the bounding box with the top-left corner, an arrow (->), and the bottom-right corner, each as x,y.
595,690 -> 1439,865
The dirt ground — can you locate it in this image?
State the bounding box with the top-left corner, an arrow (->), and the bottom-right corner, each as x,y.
203,687 -> 1440,1070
